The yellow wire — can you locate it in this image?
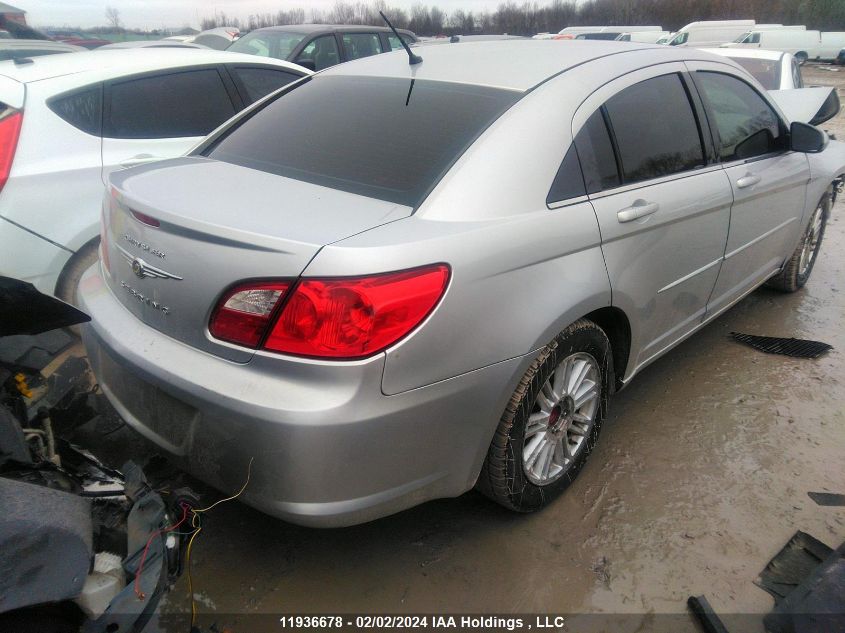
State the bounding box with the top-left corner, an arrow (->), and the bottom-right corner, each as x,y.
186,457 -> 254,629
186,519 -> 202,628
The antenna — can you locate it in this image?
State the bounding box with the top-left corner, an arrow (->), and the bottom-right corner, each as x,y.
379,11 -> 422,65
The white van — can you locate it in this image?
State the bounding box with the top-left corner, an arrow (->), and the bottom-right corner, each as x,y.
556,25 -> 661,39
616,31 -> 671,43
726,29 -> 822,63
819,32 -> 845,60
668,20 -> 756,47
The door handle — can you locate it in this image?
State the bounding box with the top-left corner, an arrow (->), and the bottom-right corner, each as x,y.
120,154 -> 164,168
617,201 -> 659,223
736,174 -> 761,189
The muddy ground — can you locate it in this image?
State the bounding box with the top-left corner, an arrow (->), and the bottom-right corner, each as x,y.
69,63 -> 845,633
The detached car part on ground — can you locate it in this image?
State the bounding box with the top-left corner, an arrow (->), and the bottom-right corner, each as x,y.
80,41 -> 845,527
0,276 -> 196,632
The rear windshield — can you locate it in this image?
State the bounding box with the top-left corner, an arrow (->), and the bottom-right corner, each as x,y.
729,56 -> 781,90
203,75 -> 521,207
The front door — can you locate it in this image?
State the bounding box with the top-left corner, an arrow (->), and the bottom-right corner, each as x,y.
688,65 -> 810,317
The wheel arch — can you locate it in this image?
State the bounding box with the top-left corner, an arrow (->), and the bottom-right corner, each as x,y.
584,306 -> 631,392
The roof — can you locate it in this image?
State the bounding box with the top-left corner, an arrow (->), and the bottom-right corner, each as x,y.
0,40 -> 83,51
706,47 -> 787,61
323,39 -> 732,92
253,24 -> 416,36
0,2 -> 24,14
0,48 -> 310,84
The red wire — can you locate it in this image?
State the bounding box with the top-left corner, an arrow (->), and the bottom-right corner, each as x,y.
133,502 -> 191,600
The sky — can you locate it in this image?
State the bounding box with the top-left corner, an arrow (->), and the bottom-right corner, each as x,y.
13,0 -> 506,30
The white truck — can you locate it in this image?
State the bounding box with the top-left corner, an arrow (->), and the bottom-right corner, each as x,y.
616,31 -> 671,43
556,25 -> 661,39
726,29 -> 824,63
818,32 -> 845,60
664,20 -> 803,48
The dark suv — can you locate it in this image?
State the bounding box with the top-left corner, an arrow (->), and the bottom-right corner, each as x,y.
227,24 -> 418,71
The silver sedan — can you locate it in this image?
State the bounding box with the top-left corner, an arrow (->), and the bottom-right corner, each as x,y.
80,40 -> 845,526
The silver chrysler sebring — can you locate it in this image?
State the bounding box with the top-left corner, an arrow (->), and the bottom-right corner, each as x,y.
80,40 -> 845,527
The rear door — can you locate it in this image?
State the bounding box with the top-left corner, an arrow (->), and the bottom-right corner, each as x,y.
688,64 -> 809,317
101,66 -> 240,183
576,65 -> 733,372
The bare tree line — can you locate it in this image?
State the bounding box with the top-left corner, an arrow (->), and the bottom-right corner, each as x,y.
200,0 -> 845,36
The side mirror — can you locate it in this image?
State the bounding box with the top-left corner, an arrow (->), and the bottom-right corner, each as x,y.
790,122 -> 828,153
295,58 -> 316,72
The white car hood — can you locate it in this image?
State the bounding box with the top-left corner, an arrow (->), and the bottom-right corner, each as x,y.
769,86 -> 841,126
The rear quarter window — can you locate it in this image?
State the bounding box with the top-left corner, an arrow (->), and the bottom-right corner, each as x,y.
230,66 -> 302,103
204,76 -> 520,208
48,85 -> 103,136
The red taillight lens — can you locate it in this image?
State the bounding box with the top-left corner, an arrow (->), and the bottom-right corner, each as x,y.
131,210 -> 160,227
208,265 -> 450,359
265,265 -> 450,359
0,110 -> 23,194
209,281 -> 291,348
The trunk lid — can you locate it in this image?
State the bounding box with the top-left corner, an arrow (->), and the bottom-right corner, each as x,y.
104,157 -> 411,362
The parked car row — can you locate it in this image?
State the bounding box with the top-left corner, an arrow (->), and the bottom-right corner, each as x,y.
545,20 -> 845,62
0,49 -> 311,301
41,39 -> 841,527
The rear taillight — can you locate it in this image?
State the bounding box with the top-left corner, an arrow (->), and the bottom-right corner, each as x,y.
209,264 -> 450,359
209,282 -> 291,348
0,110 -> 22,194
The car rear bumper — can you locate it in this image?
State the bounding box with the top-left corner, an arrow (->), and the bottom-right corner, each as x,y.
0,216 -> 71,295
79,264 -> 526,527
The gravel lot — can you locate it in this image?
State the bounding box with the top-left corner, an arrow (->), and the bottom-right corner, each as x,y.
71,61 -> 845,633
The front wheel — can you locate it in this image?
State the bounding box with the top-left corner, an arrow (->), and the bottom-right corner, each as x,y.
766,189 -> 830,292
477,319 -> 612,512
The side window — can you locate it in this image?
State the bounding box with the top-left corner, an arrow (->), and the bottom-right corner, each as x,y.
574,109 -> 620,193
604,74 -> 704,184
238,35 -> 270,57
342,33 -> 383,60
231,67 -> 301,103
387,34 -> 412,50
295,35 -> 340,71
106,69 -> 236,140
49,85 -> 102,136
547,145 -> 586,204
751,32 -> 761,44
695,71 -> 784,161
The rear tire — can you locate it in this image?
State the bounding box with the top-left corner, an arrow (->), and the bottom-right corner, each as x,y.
766,189 -> 830,292
477,319 -> 612,512
55,239 -> 99,307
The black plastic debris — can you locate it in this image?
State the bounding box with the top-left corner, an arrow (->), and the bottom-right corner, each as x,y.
756,531 -> 834,603
763,538 -> 845,633
730,333 -> 833,359
808,492 -> 845,507
687,595 -> 731,633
